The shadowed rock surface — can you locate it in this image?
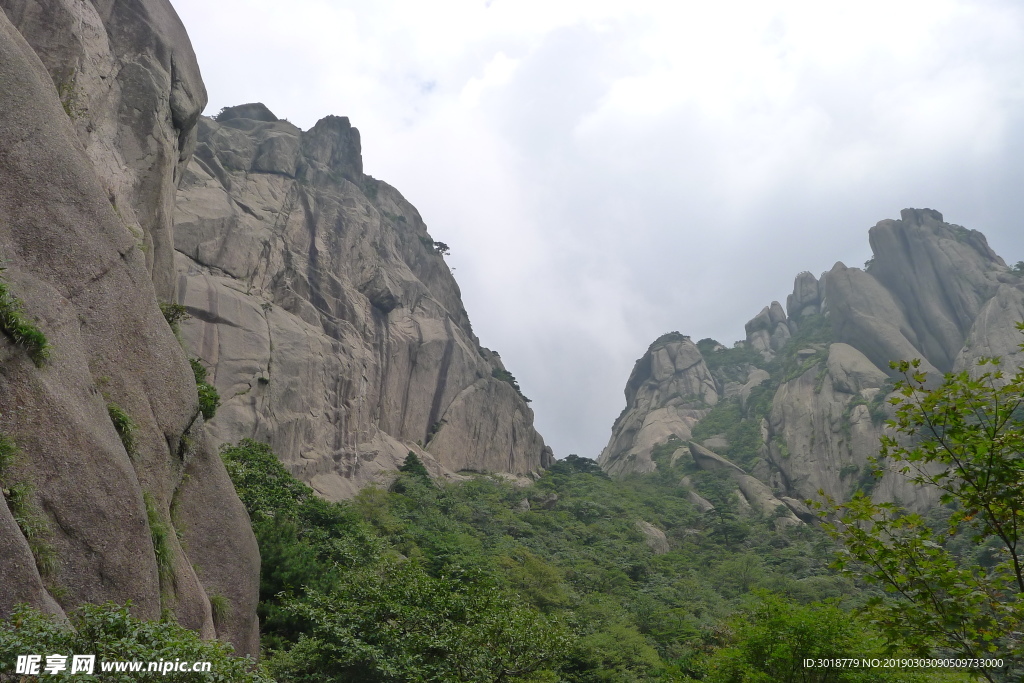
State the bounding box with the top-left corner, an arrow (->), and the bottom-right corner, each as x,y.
601,209 -> 1024,514
0,0 -> 258,655
173,104 -> 553,499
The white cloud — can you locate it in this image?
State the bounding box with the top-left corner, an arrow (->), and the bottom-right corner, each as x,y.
172,0 -> 1024,458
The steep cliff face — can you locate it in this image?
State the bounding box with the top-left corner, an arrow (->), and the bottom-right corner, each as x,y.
0,0 -> 205,301
173,104 -> 552,499
601,334 -> 717,476
0,1 -> 258,656
601,209 -> 1024,515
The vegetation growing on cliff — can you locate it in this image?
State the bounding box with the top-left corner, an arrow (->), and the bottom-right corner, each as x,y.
107,403 -> 138,458
159,302 -> 189,336
190,358 -> 220,420
0,269 -> 50,367
493,367 -> 531,402
0,434 -> 58,582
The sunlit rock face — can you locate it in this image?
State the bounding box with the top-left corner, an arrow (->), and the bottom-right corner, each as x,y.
601,209 -> 1024,513
174,104 -> 552,500
0,0 -> 258,656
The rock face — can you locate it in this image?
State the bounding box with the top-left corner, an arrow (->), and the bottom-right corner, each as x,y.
173,104 -> 552,499
0,1 -> 258,656
601,209 -> 1024,515
745,302 -> 791,356
599,334 -> 716,476
0,0 -> 206,302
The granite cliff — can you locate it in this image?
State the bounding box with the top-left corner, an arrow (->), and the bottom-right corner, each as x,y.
172,104 -> 553,499
0,0 -> 258,655
0,1 -> 555,652
600,209 -> 1024,519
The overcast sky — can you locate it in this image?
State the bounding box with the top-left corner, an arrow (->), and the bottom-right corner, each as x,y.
172,0 -> 1024,460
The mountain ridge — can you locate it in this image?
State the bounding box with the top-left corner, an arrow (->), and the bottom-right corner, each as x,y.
600,208 -> 1024,517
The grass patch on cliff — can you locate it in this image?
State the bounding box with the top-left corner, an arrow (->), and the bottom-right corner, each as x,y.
107,403 -> 138,458
144,492 -> 175,602
0,433 -> 15,477
696,338 -> 766,374
190,358 -> 220,420
0,433 -> 59,580
7,481 -> 59,579
209,593 -> 232,631
0,271 -> 50,367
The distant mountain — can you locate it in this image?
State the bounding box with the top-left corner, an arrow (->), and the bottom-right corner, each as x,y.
600,209 -> 1024,519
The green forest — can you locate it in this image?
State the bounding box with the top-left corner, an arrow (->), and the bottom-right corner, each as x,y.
4,344 -> 1024,681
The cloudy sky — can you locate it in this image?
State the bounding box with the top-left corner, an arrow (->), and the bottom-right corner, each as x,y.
173,0 -> 1024,459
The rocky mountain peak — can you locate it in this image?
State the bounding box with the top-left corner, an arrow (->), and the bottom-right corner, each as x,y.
174,105 -> 551,498
600,334 -> 717,476
300,114 -> 363,180
216,102 -> 279,122
602,208 -> 1024,518
786,271 -> 824,319
836,207 -> 1011,373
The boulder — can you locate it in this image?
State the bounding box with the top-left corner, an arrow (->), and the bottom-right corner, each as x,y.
679,477 -> 715,513
826,343 -> 889,394
781,496 -> 816,523
635,521 -> 670,555
688,442 -> 745,475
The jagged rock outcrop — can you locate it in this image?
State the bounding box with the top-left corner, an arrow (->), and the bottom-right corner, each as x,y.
865,209 -> 1008,372
602,209 -> 1024,514
0,1 -> 258,656
954,285 -> 1024,373
764,346 -> 926,508
173,104 -> 552,498
786,271 -> 825,319
745,302 -> 791,356
825,262 -> 940,378
598,335 -> 716,476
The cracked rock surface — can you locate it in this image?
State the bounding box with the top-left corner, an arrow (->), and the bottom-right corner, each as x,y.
174,105 -> 553,499
0,1 -> 258,655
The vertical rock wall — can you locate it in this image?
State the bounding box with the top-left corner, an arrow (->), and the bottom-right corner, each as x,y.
174,105 -> 553,499
0,1 -> 259,656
